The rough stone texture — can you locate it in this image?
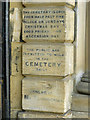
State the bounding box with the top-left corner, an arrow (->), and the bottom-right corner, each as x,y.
22,7 -> 74,42
10,75 -> 24,109
11,42 -> 24,76
11,109 -> 21,119
22,43 -> 74,76
22,76 -> 73,113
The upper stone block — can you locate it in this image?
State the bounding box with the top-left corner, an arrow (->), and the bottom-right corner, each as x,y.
22,6 -> 74,42
22,0 -> 75,7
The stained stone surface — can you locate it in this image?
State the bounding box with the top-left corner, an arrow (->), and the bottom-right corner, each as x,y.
11,109 -> 21,119
11,42 -> 24,76
22,6 -> 74,42
10,75 -> 24,109
72,93 -> 89,112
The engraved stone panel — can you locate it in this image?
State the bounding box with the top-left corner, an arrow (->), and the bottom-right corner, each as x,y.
22,43 -> 74,76
11,42 -> 24,76
22,76 -> 73,113
22,7 -> 74,42
22,0 -> 75,7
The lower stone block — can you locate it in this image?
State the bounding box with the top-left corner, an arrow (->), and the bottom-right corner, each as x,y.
72,93 -> 89,112
72,111 -> 89,118
22,76 -> 73,113
18,111 -> 72,118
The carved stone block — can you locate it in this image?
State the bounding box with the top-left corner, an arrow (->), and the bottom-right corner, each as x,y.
22,7 -> 74,42
22,76 -> 73,113
22,43 -> 74,76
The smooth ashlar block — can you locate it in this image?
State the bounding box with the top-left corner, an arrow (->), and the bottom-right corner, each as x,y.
22,43 -> 74,76
72,93 -> 89,112
18,111 -> 72,118
72,111 -> 89,118
22,6 -> 74,42
22,0 -> 75,7
11,42 -> 24,76
22,76 -> 73,113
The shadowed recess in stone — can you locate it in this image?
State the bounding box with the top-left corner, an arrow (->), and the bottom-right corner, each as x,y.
76,81 -> 90,95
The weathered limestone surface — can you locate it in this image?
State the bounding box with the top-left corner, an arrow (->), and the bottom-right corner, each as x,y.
22,76 -> 73,113
22,7 -> 74,42
10,75 -> 24,109
72,93 -> 89,112
11,109 -> 21,119
18,111 -> 72,118
10,8 -> 22,42
22,43 -> 74,76
22,0 -> 75,7
10,0 -> 23,9
72,111 -> 89,118
11,42 -> 24,76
